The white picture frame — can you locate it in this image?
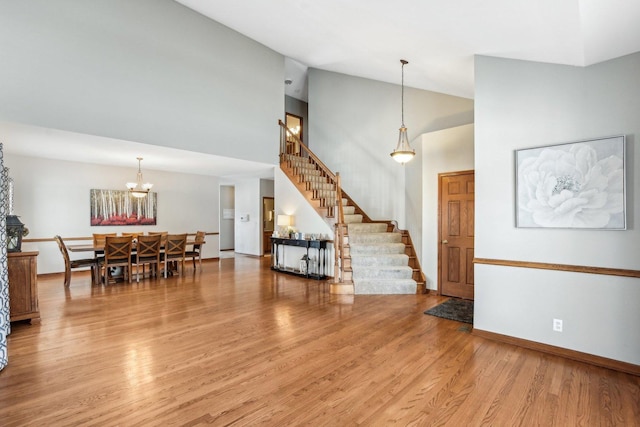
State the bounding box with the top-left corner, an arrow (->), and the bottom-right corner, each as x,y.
515,135 -> 626,229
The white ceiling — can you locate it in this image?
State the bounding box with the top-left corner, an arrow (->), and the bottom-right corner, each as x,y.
5,1 -> 640,178
177,0 -> 640,100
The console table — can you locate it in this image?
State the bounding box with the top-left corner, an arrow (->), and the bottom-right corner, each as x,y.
271,237 -> 328,280
8,250 -> 40,324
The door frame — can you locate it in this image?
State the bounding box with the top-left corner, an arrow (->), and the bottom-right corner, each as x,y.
285,112 -> 303,142
262,197 -> 274,255
437,169 -> 475,297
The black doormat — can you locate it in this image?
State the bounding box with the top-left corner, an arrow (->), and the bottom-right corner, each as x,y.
424,298 -> 474,324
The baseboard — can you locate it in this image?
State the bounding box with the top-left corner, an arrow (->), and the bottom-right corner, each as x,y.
473,328 -> 640,377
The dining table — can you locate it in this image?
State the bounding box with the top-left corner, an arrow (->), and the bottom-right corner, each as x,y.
66,240 -> 201,253
66,244 -> 105,253
66,240 -> 202,283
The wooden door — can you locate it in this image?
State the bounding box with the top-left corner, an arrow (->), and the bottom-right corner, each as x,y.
439,171 -> 475,300
263,197 -> 274,255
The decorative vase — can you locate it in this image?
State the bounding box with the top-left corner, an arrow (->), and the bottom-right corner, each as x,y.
299,254 -> 308,274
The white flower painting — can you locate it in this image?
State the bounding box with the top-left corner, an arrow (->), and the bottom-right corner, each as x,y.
516,136 -> 625,229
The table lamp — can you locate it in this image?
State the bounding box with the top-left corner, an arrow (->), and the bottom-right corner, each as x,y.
277,215 -> 292,237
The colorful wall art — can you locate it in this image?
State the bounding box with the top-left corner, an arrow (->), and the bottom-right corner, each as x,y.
90,189 -> 157,226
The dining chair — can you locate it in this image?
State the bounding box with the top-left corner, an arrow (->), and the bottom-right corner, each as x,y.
163,234 -> 187,278
54,235 -> 98,287
99,235 -> 133,284
92,233 -> 115,280
185,231 -> 206,270
147,231 -> 168,247
121,232 -> 142,240
92,233 -> 117,247
134,234 -> 162,282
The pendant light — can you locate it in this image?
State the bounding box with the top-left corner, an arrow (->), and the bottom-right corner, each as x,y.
126,157 -> 153,198
390,59 -> 415,164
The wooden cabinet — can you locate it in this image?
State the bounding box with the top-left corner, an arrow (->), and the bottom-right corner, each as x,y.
8,250 -> 40,324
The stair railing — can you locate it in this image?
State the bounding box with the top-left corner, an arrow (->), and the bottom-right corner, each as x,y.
278,120 -> 346,283
277,120 -> 426,292
278,120 -> 336,180
334,173 -> 345,283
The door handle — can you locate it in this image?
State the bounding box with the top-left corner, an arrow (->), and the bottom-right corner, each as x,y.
442,240 -> 448,244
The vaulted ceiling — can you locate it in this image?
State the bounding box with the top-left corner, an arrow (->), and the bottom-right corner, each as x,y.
5,1 -> 640,177
176,0 -> 640,100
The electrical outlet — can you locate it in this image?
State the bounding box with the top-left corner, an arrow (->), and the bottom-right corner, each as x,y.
553,318 -> 563,332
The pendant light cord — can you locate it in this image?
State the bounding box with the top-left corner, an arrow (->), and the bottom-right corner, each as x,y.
400,59 -> 408,127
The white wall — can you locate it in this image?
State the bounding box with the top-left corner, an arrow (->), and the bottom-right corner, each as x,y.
0,0 -> 283,164
5,154 -> 219,274
416,124 -> 475,291
308,69 -> 474,228
0,0 -> 284,271
474,53 -> 640,365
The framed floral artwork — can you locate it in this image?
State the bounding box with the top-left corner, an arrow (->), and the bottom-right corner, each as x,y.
515,135 -> 626,229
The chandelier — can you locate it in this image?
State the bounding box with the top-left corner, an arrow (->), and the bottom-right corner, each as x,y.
126,157 -> 153,198
390,59 -> 415,164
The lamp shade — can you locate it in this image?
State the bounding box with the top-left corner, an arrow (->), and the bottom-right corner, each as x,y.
277,215 -> 291,227
389,59 -> 415,165
127,157 -> 153,197
390,126 -> 415,164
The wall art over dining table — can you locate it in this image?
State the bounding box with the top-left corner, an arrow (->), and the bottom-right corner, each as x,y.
515,135 -> 625,229
90,189 -> 157,226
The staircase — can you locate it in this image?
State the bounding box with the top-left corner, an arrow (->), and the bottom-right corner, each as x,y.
347,222 -> 417,294
279,121 -> 426,295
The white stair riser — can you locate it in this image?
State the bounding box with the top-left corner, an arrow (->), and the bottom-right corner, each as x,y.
307,182 -> 334,190
348,223 -> 388,233
351,254 -> 409,267
349,243 -> 406,255
352,266 -> 413,279
314,190 -> 336,197
300,175 -> 327,184
342,206 -> 355,215
349,233 -> 402,244
353,279 -> 416,295
344,214 -> 364,224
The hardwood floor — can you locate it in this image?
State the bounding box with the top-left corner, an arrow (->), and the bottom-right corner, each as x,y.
1,255 -> 639,426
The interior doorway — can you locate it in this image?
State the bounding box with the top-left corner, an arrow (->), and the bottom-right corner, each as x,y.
438,170 -> 475,300
219,185 -> 235,258
263,197 -> 274,255
285,112 -> 303,144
